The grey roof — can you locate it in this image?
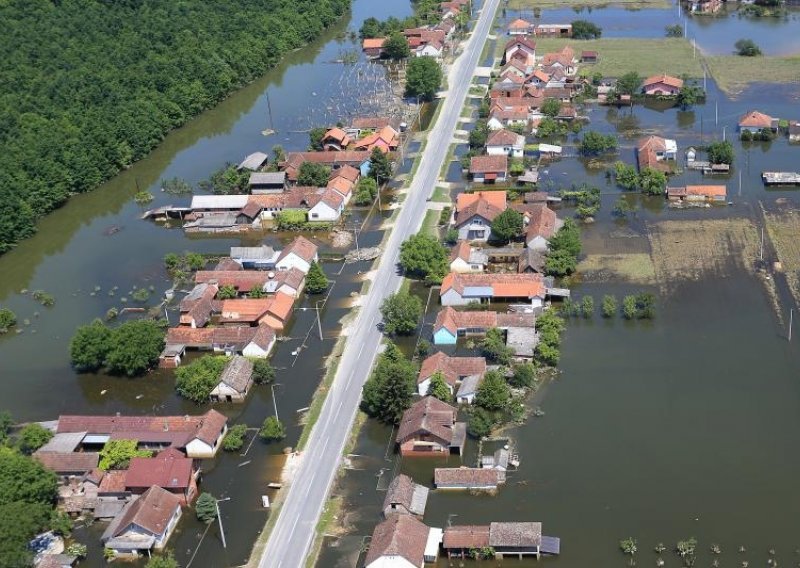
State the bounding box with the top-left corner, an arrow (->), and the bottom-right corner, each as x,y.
238,152 -> 269,171
481,448 -> 510,470
184,212 -> 239,228
229,245 -> 277,261
191,195 -> 249,210
37,432 -> 85,453
489,522 -> 542,547
219,356 -> 254,394
507,326 -> 538,357
94,499 -> 127,520
468,249 -> 489,265
249,171 -> 286,185
456,374 -> 483,398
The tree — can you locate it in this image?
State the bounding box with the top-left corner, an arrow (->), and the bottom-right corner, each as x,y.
276,210 -> 307,230
0,446 -> 57,506
399,233 -> 449,283
540,98 -> 561,118
217,284 -> 237,299
98,440 -> 152,470
354,177 -> 378,205
380,291 -> 423,335
0,500 -> 51,567
184,253 -> 207,271
359,17 -> 383,39
615,71 -> 642,96
252,359 -> 276,384
638,168 -> 667,196
549,219 -> 581,256
622,295 -> 638,319
260,416 -> 286,441
196,492 -> 218,523
490,208 -> 524,244
614,161 -> 639,190
665,24 -> 683,37
405,56 -> 442,100
383,32 -> 410,59
602,295 -> 618,318
580,295 -> 594,318
17,423 -> 53,455
427,371 -> 451,401
370,146 -> 393,184
297,162 -> 331,186
223,424 -> 248,452
579,131 -> 618,155
249,287 -> 267,299
708,140 -> 734,165
482,328 -> 513,365
635,292 -> 656,319
361,343 -> 417,424
0,308 -> 16,333
677,83 -> 703,109
536,117 -> 568,138
308,127 -> 327,151
468,121 -> 489,147
0,412 -> 12,444
105,319 -> 165,376
571,20 -> 602,39
510,363 -> 536,388
305,261 -> 329,294
175,355 -> 228,403
476,370 -> 511,411
467,407 -> 496,438
272,144 -> 286,164
444,228 -> 459,245
735,38 -> 762,56
69,319 -> 112,371
146,552 -> 180,568
534,341 -> 560,366
545,248 -> 578,277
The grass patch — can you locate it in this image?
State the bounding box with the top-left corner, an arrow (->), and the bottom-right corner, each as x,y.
578,253 -> 656,283
421,209 -> 440,236
764,207 -> 800,307
705,54 -> 800,94
431,186 -> 451,203
499,38 -> 703,78
305,496 -> 344,568
508,0 -> 670,7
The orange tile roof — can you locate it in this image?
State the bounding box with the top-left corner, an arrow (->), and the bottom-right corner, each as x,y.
330,164 -> 360,182
442,272 -> 546,299
456,191 -> 507,211
418,352 -> 486,386
449,240 -> 472,263
278,235 -> 318,263
739,110 -> 774,128
362,38 -> 386,49
469,155 -> 509,174
433,306 -> 501,334
685,185 -> 727,197
525,204 -> 557,241
643,74 -> 684,89
327,176 -> 354,196
508,18 -> 533,30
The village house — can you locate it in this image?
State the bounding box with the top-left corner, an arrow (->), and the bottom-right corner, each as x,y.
636,135 -> 678,172
440,272 -> 546,306
688,0 -> 722,13
281,151 -> 372,182
229,245 -> 279,269
503,37 -> 537,72
518,248 -> 546,274
416,351 -> 487,397
248,172 -> 287,194
535,23 -> 572,38
101,486 -> 182,556
470,155 -> 509,184
178,283 -> 218,328
486,128 -> 525,157
487,107 -> 530,131
442,525 -> 491,558
541,46 -> 576,76
194,270 -> 269,294
219,292 -> 294,330
160,324 -> 275,368
362,38 -> 386,58
209,355 -> 254,403
396,396 -> 466,456
490,522 -> 544,558
449,240 -> 488,273
666,184 -> 727,203
642,74 -> 683,96
738,110 -> 778,133
352,125 -> 400,153
481,448 -> 511,471
365,514 -> 441,568
500,59 -> 528,80
581,50 -> 599,63
349,116 -> 394,137
507,18 -> 534,35
237,152 -> 269,171
382,474 -> 429,519
125,448 -> 198,505
262,267 -> 306,298
519,203 -> 562,251
454,191 -> 507,242
34,434 -> 101,478
275,235 -> 318,273
55,410 -> 228,458
307,188 -> 345,221
321,127 -> 352,151
434,467 -> 506,490
432,307 -> 536,345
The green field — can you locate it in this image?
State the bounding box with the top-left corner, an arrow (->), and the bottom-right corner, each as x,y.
508,0 -> 670,8
502,38 -> 704,78
705,54 -> 800,94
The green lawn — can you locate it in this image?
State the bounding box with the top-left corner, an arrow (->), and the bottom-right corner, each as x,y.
421,209 -> 440,236
431,186 -> 452,203
705,54 -> 800,94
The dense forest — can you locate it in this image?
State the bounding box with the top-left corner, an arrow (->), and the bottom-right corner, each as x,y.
0,0 -> 350,253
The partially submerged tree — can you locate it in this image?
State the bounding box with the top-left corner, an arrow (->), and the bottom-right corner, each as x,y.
399,233 -> 449,284
361,343 -> 416,423
305,261 -> 329,294
259,417 -> 286,441
383,32 -> 410,59
195,492 -> 218,523
380,291 -> 423,335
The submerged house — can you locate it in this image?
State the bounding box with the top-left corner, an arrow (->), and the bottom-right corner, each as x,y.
396,397 -> 466,457
365,514 -> 441,568
434,467 -> 506,490
209,355 -> 254,403
738,110 -> 777,133
666,184 -> 727,203
636,135 -> 677,172
521,204 -> 562,251
275,236 -> 319,274
101,486 -> 182,556
416,352 -> 487,397
432,306 -> 536,345
160,324 -> 275,368
449,240 -> 488,273
382,474 -> 429,519
642,74 -> 683,96
125,448 -> 197,505
470,155 -> 509,184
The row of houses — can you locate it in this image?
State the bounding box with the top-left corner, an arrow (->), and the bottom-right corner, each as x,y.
508,18 -> 573,38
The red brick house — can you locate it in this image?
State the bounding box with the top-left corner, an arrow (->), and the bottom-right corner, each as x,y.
396,397 -> 466,456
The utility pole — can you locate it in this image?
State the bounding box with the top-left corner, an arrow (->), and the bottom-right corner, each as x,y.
715,99 -> 718,125
722,125 -> 726,142
789,308 -> 793,342
760,227 -> 764,261
738,170 -> 742,196
270,384 -> 280,421
215,497 -> 231,548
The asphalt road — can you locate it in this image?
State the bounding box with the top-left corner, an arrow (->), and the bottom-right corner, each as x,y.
258,1 -> 501,566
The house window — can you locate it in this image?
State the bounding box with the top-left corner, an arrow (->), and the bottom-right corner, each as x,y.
311,213 -> 319,219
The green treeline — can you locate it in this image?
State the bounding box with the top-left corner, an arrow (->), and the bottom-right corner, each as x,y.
0,0 -> 350,253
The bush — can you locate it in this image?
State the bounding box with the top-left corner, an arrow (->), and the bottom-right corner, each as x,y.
380,291 -> 423,335
734,38 -> 762,56
175,355 -> 228,403
427,372 -> 451,401
223,424 -> 248,452
217,284 -> 237,300
195,492 -> 217,523
297,162 -> 330,186
16,424 -> 53,455
571,20 -> 602,39
579,131 -> 618,155
305,261 -> 329,294
707,140 -> 734,165
602,295 -> 618,318
509,363 -> 536,388
99,439 -> 152,470
622,295 -> 638,319
146,552 -> 179,568
259,417 -> 286,441
580,295 -> 594,318
482,328 -> 513,365
665,24 -> 683,37
276,210 -> 307,230
0,308 -> 17,333
444,228 -> 459,244
252,359 -> 276,385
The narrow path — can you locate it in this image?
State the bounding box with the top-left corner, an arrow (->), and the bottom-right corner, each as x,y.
257,1 -> 502,566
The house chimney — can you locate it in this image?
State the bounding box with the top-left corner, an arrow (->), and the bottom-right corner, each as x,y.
268,271 -> 275,280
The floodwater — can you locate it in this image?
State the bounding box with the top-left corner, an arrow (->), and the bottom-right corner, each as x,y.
501,3 -> 800,55
316,6 -> 800,568
0,0 -> 414,565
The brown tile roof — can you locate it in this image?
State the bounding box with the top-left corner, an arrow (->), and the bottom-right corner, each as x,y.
214,258 -> 242,271
351,117 -> 392,130
99,470 -> 130,494
443,525 -> 491,549
637,135 -> 667,153
490,108 -> 529,121
486,128 -> 523,147
126,448 -> 194,490
525,204 -> 558,241
329,164 -> 360,182
455,198 -> 505,227
434,467 -> 504,487
739,110 -> 774,128
364,514 -> 429,567
326,176 -> 354,197
433,306 -> 499,334
489,522 -> 542,547
441,272 -> 546,299
495,312 -> 537,328
508,18 -> 533,30
643,74 -> 683,89
323,127 -> 351,146
250,324 -> 277,350
33,451 -> 99,474
418,352 -> 486,387
396,396 -> 458,446
270,267 -> 305,293
504,37 -> 536,53
278,236 -> 318,263
449,240 -> 472,263
218,355 -> 254,394
195,270 -> 268,292
668,185 -> 727,198
107,486 -> 181,538
179,283 -> 218,327
382,474 -> 422,514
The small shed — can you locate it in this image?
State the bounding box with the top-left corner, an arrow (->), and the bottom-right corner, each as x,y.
248,172 -> 287,194
210,356 -> 254,403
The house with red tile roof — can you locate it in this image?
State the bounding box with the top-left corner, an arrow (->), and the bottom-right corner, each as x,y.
449,240 -> 488,273
275,235 -> 319,273
159,324 -> 275,368
125,448 -> 197,505
219,291 -> 294,330
102,486 -> 182,556
195,270 -> 269,293
382,474 -> 429,519
362,37 -> 386,58
432,306 -> 536,345
352,125 -> 399,153
365,514 -> 436,568
440,272 -> 546,306
281,151 -> 371,182
738,110 -> 777,133
642,74 -> 683,96
666,184 -> 727,203
179,283 -> 218,328
508,18 -> 534,36
487,107 -> 530,131
434,467 -> 506,490
486,128 -> 525,157
636,135 -> 677,172
396,396 -> 466,456
522,204 -> 562,251
417,351 -> 486,397
321,127 -> 352,151
503,37 -> 536,72
209,355 -> 254,403
454,192 -> 506,242
470,155 -> 509,184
